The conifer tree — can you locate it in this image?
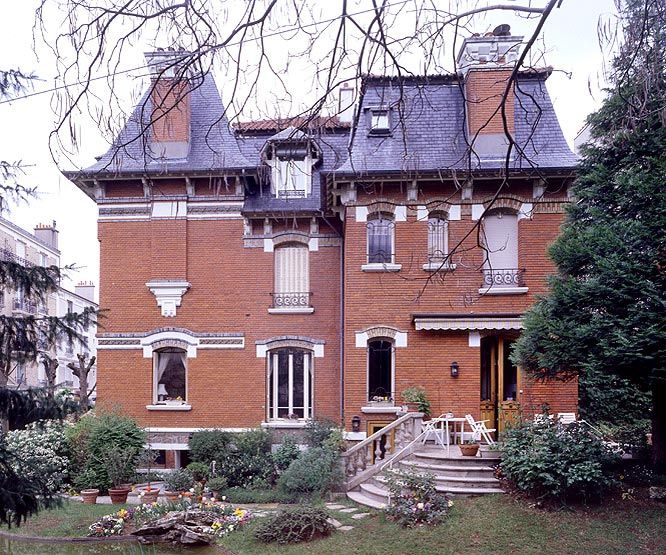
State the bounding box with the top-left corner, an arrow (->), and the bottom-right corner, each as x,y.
513,0 -> 666,471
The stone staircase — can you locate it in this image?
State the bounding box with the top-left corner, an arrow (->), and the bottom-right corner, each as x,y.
347,445 -> 503,509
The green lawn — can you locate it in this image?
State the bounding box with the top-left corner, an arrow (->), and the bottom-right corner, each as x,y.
221,495 -> 666,555
3,502 -> 130,537
3,496 -> 665,555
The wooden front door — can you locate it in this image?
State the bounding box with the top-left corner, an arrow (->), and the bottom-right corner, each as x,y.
480,336 -> 521,436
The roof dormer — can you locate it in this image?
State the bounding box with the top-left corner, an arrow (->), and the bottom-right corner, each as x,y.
261,127 -> 321,199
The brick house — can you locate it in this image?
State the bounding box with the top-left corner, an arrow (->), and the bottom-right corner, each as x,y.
66,31 -> 577,464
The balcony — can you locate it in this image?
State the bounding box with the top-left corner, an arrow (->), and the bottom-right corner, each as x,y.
479,268 -> 528,295
268,292 -> 314,314
0,248 -> 33,267
13,298 -> 39,314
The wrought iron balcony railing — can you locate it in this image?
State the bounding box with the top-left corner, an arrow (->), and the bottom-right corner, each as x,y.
271,291 -> 312,309
13,298 -> 39,314
0,248 -> 33,267
481,268 -> 526,288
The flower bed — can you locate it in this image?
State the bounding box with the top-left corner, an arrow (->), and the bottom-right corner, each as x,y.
87,499 -> 252,541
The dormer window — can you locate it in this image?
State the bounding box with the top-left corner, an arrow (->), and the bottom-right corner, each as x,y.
261,126 -> 320,199
370,109 -> 390,134
274,158 -> 309,198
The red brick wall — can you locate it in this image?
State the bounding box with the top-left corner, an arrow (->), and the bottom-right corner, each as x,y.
465,69 -> 515,136
97,213 -> 341,428
151,80 -> 190,143
342,181 -> 575,428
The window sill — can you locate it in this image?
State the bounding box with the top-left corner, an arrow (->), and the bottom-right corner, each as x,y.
478,286 -> 529,296
361,263 -> 402,273
261,420 -> 308,429
146,404 -> 192,411
361,405 -> 402,414
267,307 -> 315,315
422,262 -> 457,272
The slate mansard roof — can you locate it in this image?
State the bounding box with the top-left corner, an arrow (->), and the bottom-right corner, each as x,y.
333,72 -> 577,177
70,68 -> 575,191
76,73 -> 253,177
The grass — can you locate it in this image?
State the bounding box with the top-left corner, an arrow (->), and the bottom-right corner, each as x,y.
3,495 -> 665,554
220,495 -> 666,555
3,502 -> 130,537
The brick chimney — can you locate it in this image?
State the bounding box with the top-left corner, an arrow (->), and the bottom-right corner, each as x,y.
75,281 -> 96,302
457,26 -> 523,158
33,221 -> 59,250
145,49 -> 191,159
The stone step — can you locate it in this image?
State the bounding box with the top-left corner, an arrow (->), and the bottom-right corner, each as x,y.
376,473 -> 499,490
412,450 -> 500,467
374,474 -> 503,497
347,490 -> 386,510
398,459 -> 497,478
359,481 -> 391,505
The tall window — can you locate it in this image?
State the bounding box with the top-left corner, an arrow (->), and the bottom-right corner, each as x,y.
427,212 -> 449,263
368,339 -> 393,401
367,213 -> 394,264
154,348 -> 187,403
481,208 -> 521,287
273,243 -> 310,308
268,348 -> 313,420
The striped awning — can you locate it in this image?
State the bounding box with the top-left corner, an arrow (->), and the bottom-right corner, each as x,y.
412,313 -> 523,331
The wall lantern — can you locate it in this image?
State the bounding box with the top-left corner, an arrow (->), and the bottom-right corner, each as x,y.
450,361 -> 460,378
351,415 -> 361,433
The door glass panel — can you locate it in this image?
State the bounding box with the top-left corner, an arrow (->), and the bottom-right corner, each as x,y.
368,340 -> 392,399
502,339 -> 518,401
277,349 -> 289,418
292,350 -> 304,418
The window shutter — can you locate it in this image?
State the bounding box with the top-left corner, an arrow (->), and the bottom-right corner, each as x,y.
275,244 -> 309,293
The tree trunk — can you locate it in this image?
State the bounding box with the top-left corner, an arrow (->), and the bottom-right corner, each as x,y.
652,380 -> 666,473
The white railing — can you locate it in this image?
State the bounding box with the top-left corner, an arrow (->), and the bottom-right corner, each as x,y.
341,412 -> 424,491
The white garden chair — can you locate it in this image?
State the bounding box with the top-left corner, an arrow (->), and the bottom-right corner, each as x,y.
557,412 -> 577,425
464,414 -> 496,445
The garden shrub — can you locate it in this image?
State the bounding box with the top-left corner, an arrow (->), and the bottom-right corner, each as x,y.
67,411 -> 145,493
207,476 -> 228,493
384,468 -> 452,527
5,420 -> 69,495
186,461 -> 210,482
233,428 -> 270,456
189,429 -> 232,465
253,506 -> 333,544
164,468 -> 194,492
500,414 -> 619,504
277,446 -> 341,497
273,435 -> 301,472
304,418 -> 340,448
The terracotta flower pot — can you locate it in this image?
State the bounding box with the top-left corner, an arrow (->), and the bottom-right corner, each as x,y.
141,488 -> 160,504
165,491 -> 180,502
460,444 -> 480,457
109,487 -> 131,504
81,489 -> 100,504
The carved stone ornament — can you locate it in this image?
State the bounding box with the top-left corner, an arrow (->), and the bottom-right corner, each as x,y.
145,280 -> 191,317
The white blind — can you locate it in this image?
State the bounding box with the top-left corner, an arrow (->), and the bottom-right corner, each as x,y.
482,210 -> 518,269
275,244 -> 309,293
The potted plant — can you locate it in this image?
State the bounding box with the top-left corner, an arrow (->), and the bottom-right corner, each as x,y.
186,461 -> 210,485
207,476 -> 228,499
401,386 -> 431,417
459,439 -> 480,457
138,448 -> 160,503
164,468 -> 194,501
100,446 -> 138,504
75,469 -> 100,504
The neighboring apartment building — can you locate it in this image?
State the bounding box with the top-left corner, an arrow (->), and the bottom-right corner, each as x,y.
0,217 -> 97,393
65,29 -> 578,463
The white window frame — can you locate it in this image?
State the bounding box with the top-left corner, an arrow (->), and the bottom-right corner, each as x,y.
152,348 -> 189,406
423,212 -> 456,272
362,213 -> 402,272
366,338 -> 395,403
267,348 -> 313,421
270,243 -> 313,314
370,109 -> 390,133
273,157 -> 311,199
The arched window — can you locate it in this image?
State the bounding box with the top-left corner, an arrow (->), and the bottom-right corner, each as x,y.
427,212 -> 449,263
481,208 -> 521,287
268,348 -> 313,420
153,348 -> 187,403
367,213 -> 395,264
273,243 -> 310,308
368,339 -> 393,402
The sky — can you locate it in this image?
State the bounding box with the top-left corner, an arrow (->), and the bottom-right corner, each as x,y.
0,0 -> 618,297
